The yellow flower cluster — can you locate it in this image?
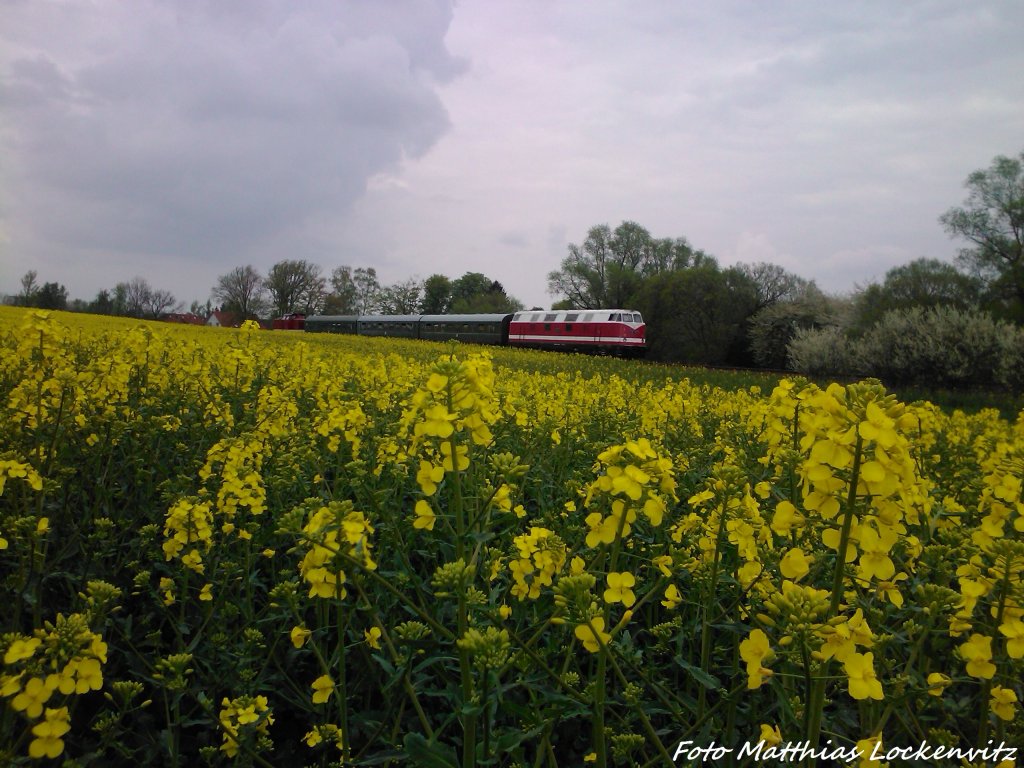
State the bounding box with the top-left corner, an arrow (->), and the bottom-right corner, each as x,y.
584,438 -> 677,547
297,501 -> 376,599
509,527 -> 567,600
1,612 -> 108,760
218,694 -> 273,758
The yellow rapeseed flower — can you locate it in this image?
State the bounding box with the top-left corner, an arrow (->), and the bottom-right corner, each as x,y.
779,547 -> 812,580
926,672 -> 951,696
311,674 -> 335,704
364,627 -> 382,650
990,686 -> 1018,721
739,629 -> 773,689
662,583 -> 681,610
603,572 -> 637,607
843,651 -> 883,701
413,499 -> 436,531
959,633 -> 997,679
574,618 -> 611,653
290,626 -> 311,649
29,706 -> 70,759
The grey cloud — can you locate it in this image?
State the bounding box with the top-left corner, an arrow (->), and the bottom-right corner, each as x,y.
498,231 -> 529,248
1,0 -> 462,297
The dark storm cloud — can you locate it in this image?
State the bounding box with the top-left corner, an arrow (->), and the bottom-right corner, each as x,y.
1,0 -> 463,297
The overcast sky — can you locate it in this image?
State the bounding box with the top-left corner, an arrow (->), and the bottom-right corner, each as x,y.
3,0 -> 1023,311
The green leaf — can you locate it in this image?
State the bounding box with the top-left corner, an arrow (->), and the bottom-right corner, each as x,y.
673,657 -> 721,690
402,733 -> 458,768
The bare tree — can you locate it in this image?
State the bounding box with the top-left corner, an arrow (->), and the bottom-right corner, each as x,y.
736,262 -> 808,311
377,277 -> 423,314
145,289 -> 179,318
19,271 -> 39,307
118,277 -> 152,318
213,265 -> 268,318
352,267 -> 381,314
265,259 -> 325,316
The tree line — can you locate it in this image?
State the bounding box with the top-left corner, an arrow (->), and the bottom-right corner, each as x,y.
544,149 -> 1024,389
8,149 -> 1022,388
7,264 -> 524,321
211,264 -> 524,320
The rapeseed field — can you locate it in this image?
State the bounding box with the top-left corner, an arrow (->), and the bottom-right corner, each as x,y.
0,306 -> 1021,766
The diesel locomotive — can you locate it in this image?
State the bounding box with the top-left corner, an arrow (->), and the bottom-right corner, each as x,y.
279,309 -> 646,357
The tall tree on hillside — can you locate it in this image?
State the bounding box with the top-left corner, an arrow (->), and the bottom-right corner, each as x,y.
213,265 -> 268,319
940,150 -> 1024,320
266,259 -> 325,317
89,289 -> 114,315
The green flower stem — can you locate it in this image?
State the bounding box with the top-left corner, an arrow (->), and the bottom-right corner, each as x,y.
335,594 -> 350,764
594,648 -> 607,768
978,550 -> 1014,745
805,431 -> 863,756
698,497 -> 730,720
353,582 -> 435,738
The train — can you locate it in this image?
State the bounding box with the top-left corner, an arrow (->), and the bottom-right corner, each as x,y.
274,309 -> 646,357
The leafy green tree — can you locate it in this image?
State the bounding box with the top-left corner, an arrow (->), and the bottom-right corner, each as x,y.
548,221 -> 715,308
35,282 -> 69,311
325,266 -> 358,314
325,266 -> 383,315
749,284 -> 847,368
852,258 -> 982,332
940,150 -> 1024,320
546,223 -> 639,308
89,289 -> 114,315
449,272 -> 522,313
352,267 -> 381,314
633,265 -> 758,364
421,274 -> 453,314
